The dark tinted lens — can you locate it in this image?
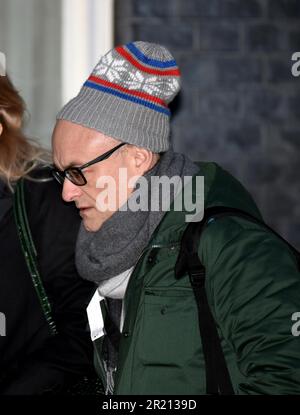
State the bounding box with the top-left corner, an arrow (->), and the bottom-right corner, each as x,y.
52,169 -> 64,185
66,168 -> 86,185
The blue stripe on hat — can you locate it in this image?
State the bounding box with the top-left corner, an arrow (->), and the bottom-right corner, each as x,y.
126,43 -> 177,69
84,81 -> 170,116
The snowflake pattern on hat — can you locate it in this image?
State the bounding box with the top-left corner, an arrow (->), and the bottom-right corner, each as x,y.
90,42 -> 181,109
94,51 -> 128,82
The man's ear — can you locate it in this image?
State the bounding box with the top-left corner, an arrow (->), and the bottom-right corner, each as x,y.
126,146 -> 159,176
133,147 -> 159,175
134,147 -> 150,169
0,123 -> 3,137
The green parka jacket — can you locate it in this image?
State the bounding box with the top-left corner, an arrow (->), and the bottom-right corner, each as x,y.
95,162 -> 300,395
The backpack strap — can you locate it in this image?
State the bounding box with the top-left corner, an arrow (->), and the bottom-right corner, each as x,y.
175,205 -> 300,395
175,209 -> 234,395
13,178 -> 58,336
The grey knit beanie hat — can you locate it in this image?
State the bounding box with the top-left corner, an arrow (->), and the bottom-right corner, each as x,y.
56,41 -> 181,152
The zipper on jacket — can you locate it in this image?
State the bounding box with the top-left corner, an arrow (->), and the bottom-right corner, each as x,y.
150,242 -> 180,249
103,360 -> 117,395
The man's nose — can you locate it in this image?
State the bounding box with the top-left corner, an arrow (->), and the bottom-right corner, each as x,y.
62,179 -> 82,202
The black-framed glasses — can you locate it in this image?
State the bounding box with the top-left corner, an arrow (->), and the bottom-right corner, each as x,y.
52,142 -> 126,186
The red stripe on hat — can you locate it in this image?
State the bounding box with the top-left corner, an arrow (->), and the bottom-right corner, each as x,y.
88,75 -> 169,108
116,46 -> 181,77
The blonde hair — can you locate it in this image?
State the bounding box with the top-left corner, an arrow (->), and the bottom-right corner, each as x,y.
0,75 -> 50,188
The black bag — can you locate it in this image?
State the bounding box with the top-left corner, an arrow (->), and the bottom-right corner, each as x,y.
175,206 -> 300,395
13,178 -> 103,395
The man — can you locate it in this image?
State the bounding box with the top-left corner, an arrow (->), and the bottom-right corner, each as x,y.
52,41 -> 300,395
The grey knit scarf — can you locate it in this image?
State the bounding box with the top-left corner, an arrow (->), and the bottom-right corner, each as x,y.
75,149 -> 199,284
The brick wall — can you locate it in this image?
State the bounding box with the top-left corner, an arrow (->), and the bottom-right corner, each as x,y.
115,0 -> 300,248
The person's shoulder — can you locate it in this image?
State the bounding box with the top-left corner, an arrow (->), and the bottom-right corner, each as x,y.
194,160 -> 262,219
190,161 -> 265,266
23,163 -> 52,183
23,164 -> 79,222
193,161 -> 239,199
23,165 -> 57,205
194,161 -> 242,189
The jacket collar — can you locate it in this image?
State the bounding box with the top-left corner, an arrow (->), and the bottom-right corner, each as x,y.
145,161 -> 262,248
146,166 -> 205,247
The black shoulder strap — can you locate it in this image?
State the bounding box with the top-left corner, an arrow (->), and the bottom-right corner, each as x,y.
175,206 -> 300,395
13,178 -> 58,336
175,211 -> 234,395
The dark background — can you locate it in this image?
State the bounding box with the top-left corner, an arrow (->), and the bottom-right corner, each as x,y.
115,0 -> 300,249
